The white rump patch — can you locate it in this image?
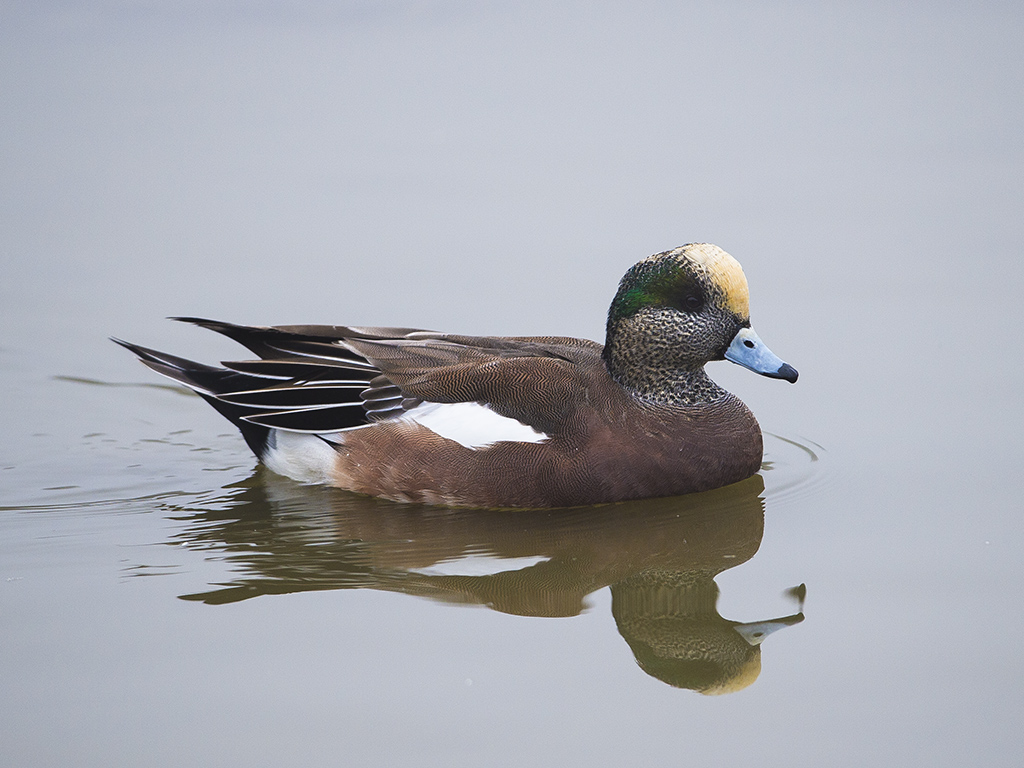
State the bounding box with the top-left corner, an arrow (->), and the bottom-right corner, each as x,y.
399,401 -> 549,450
262,430 -> 339,484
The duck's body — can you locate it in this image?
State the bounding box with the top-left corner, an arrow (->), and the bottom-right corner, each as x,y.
116,244 -> 796,508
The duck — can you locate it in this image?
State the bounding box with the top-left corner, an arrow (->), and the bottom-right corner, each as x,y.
114,243 -> 797,508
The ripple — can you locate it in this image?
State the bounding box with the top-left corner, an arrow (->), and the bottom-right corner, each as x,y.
760,432 -> 829,506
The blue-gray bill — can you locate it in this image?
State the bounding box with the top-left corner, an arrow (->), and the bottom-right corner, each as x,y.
733,612 -> 805,646
724,327 -> 798,383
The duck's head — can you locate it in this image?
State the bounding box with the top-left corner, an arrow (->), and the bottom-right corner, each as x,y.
604,244 -> 797,396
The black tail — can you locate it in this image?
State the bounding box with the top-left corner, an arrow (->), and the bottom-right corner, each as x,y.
113,322 -> 382,459
112,338 -> 280,456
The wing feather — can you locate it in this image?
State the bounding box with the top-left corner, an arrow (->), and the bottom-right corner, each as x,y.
123,319 -> 603,438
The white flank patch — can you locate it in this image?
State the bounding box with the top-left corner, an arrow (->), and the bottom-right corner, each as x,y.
262,430 -> 339,484
398,401 -> 549,450
409,554 -> 551,577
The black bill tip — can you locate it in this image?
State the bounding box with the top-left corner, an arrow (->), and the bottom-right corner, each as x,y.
776,363 -> 799,383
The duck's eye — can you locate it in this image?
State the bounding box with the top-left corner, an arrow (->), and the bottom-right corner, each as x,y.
682,293 -> 703,312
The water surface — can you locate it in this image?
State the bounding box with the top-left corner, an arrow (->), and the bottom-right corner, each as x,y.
2,3 -> 1022,766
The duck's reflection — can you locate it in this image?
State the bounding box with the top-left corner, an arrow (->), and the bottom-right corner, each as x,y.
167,472 -> 803,693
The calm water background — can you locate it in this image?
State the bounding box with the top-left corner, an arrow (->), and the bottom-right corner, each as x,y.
2,2 -> 1022,766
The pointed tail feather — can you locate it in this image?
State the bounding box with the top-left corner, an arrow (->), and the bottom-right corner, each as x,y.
170,317 -> 371,368
112,338 -> 277,457
113,329 -> 382,458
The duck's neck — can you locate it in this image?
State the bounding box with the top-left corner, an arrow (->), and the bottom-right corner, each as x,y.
603,342 -> 728,407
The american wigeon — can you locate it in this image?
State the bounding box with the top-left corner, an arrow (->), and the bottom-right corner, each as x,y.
115,243 -> 797,508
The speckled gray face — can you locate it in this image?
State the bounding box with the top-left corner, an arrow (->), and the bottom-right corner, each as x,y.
605,248 -> 748,364
603,244 -> 797,405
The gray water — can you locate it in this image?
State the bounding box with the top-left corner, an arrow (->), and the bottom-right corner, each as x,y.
2,2 -> 1022,766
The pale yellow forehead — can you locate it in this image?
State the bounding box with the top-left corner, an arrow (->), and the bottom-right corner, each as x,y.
678,243 -> 750,319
